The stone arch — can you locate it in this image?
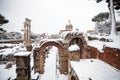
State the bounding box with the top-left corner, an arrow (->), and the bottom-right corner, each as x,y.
38,41 -> 68,74
69,36 -> 84,46
67,35 -> 87,59
39,41 -> 64,55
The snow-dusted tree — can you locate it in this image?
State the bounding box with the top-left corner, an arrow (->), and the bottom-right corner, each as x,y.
92,12 -> 110,34
92,12 -> 109,22
94,0 -> 120,36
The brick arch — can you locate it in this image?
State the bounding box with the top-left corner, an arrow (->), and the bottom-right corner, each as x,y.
39,41 -> 64,55
68,35 -> 87,59
69,36 -> 84,46
38,41 -> 68,74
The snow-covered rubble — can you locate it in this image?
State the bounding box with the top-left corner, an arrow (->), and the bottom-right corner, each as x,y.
0,43 -> 26,56
0,43 -> 15,48
87,34 -> 120,52
61,30 -> 83,39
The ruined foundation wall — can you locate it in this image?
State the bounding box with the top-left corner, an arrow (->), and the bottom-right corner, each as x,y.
86,46 -> 120,70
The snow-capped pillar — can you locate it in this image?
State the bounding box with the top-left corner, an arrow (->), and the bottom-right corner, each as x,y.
14,52 -> 31,80
39,53 -> 45,74
80,39 -> 87,59
59,49 -> 69,74
33,47 -> 40,73
33,47 -> 44,74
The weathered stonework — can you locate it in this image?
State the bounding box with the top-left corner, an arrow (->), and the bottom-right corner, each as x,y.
15,53 -> 31,80
86,46 -> 120,70
86,46 -> 100,59
68,62 -> 79,80
99,47 -> 120,70
33,47 -> 40,73
33,31 -> 87,75
69,50 -> 80,61
68,43 -> 120,80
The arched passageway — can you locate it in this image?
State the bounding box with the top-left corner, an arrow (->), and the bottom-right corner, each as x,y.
34,41 -> 68,74
69,37 -> 84,59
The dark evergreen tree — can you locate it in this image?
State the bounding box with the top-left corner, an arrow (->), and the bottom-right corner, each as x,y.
92,12 -> 109,22
96,0 -> 120,10
92,12 -> 111,34
0,14 -> 9,26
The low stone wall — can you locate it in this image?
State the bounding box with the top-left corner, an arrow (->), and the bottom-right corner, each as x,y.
86,46 -> 120,70
0,54 -> 15,61
99,47 -> 120,70
86,46 -> 99,59
0,39 -> 23,44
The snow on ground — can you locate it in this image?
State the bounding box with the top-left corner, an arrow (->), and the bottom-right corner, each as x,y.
0,62 -> 16,80
71,59 -> 120,80
40,46 -> 57,80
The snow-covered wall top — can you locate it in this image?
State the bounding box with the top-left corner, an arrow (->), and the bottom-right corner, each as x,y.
70,59 -> 120,80
40,39 -> 63,43
14,51 -> 31,56
61,30 -> 83,39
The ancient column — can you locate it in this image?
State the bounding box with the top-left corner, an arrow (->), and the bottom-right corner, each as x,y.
23,18 -> 32,51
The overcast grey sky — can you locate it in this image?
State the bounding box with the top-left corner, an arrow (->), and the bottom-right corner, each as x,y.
0,0 -> 109,34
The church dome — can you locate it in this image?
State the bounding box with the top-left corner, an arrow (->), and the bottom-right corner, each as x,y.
66,20 -> 73,31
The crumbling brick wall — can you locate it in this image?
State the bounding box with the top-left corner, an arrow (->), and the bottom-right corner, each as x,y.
86,46 -> 120,70
86,46 -> 99,59
69,50 -> 80,61
99,47 -> 120,70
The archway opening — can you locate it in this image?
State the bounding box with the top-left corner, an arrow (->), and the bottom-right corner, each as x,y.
39,41 -> 68,74
68,37 -> 83,59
